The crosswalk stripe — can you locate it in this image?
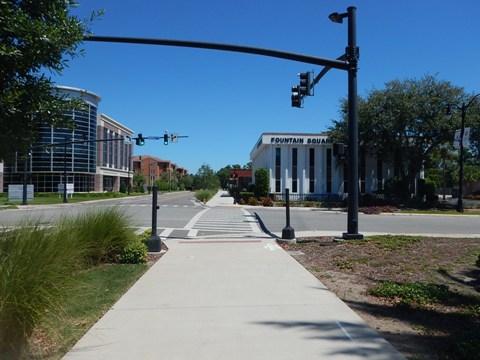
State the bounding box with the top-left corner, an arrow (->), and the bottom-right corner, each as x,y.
160,228 -> 174,237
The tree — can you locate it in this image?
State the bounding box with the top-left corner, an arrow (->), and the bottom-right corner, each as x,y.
179,174 -> 193,190
254,168 -> 269,198
216,165 -> 232,189
328,75 -> 479,199
0,1 -> 100,160
133,173 -> 146,193
193,163 -> 220,190
179,174 -> 194,190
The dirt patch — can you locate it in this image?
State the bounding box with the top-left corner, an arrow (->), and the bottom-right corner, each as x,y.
147,242 -> 169,266
281,236 -> 480,359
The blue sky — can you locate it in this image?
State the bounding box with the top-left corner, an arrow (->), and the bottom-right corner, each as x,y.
51,0 -> 480,174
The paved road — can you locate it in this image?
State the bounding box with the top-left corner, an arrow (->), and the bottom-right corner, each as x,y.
2,193 -> 479,239
0,192 -> 265,240
0,191 -> 203,228
252,207 -> 480,237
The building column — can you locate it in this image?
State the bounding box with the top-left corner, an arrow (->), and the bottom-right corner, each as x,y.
94,174 -> 103,192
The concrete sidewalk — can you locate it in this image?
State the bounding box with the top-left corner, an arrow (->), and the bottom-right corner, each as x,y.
63,237 -> 404,359
205,189 -> 237,207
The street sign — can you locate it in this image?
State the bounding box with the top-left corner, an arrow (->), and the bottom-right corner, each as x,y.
124,135 -> 132,144
142,134 -> 184,142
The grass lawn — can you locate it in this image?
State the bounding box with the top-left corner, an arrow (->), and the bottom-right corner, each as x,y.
0,193 -> 148,206
27,263 -> 148,359
399,208 -> 480,215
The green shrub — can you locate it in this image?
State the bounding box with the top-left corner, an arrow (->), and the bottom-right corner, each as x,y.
120,241 -> 148,264
64,208 -> 135,265
0,221 -> 81,358
476,254 -> 480,267
139,229 -> 152,244
247,197 -> 258,206
260,197 -> 273,207
368,281 -> 449,306
195,189 -> 215,202
254,168 -> 269,198
366,235 -> 423,250
239,192 -> 254,203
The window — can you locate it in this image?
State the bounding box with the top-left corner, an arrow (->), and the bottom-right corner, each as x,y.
360,152 -> 366,194
275,148 -> 281,193
377,159 -> 383,192
113,133 -> 118,168
120,136 -> 124,169
292,148 -> 298,193
102,128 -> 108,166
326,148 -> 332,193
108,131 -> 113,167
309,148 -> 315,193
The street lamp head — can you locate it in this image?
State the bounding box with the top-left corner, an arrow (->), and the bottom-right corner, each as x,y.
445,104 -> 453,120
328,12 -> 347,24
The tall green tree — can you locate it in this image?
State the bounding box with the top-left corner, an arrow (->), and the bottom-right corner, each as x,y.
254,168 -> 269,198
179,174 -> 194,190
216,165 -> 232,189
193,163 -> 220,190
0,0 -> 100,160
328,75 -> 479,194
133,173 -> 146,193
243,162 -> 252,170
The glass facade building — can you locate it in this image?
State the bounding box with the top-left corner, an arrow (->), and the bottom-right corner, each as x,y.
2,86 -> 134,194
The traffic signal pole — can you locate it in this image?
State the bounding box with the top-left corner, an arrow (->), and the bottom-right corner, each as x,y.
84,6 -> 363,239
344,7 -> 362,239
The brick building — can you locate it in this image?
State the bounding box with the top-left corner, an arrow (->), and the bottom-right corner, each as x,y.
132,155 -> 188,190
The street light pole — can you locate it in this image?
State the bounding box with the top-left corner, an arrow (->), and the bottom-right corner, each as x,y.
22,150 -> 30,205
345,6 -> 362,239
63,136 -> 68,203
458,105 -> 466,213
447,93 -> 480,213
330,7 -> 363,239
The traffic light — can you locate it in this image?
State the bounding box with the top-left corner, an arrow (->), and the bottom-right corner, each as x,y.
135,133 -> 145,146
299,72 -> 311,96
291,86 -> 302,108
163,134 -> 169,145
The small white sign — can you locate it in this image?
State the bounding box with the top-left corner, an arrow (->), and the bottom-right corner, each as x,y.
58,183 -> 74,195
171,133 -> 178,143
8,185 -> 34,201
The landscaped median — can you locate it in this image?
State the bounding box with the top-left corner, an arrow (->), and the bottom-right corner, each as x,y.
281,235 -> 480,359
0,208 -> 160,359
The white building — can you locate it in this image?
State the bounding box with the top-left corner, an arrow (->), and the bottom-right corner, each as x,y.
250,132 -> 393,200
